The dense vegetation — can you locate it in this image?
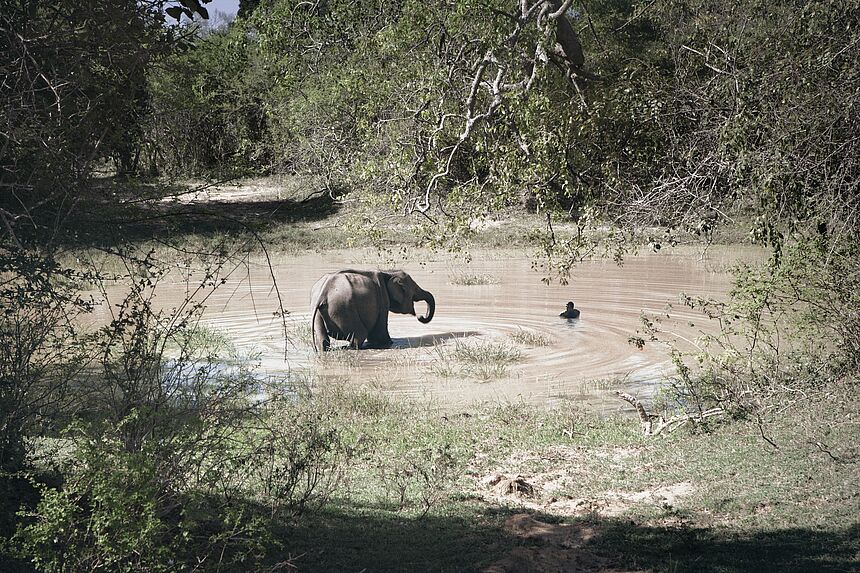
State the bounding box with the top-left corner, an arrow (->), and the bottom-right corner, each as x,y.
2,0 -> 858,570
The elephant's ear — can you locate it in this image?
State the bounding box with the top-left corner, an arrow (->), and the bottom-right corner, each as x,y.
387,275 -> 407,304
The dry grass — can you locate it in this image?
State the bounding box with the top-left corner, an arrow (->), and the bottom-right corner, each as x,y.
429,338 -> 522,381
508,328 -> 554,347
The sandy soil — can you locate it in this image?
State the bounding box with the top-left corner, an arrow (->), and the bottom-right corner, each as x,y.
162,177 -> 315,204
473,445 -> 694,572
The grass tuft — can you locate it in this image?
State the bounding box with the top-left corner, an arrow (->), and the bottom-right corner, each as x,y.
287,320 -> 314,348
508,328 -> 553,347
429,338 -> 521,381
314,346 -> 362,367
447,271 -> 500,286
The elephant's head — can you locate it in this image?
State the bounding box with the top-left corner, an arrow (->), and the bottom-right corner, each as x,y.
385,271 -> 435,323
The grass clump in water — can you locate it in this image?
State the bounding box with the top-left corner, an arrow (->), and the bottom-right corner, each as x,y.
430,338 -> 521,381
313,345 -> 363,367
508,328 -> 553,347
447,271 -> 500,286
287,320 -> 314,348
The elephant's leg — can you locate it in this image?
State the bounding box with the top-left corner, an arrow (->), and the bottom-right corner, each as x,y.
345,325 -> 368,349
313,307 -> 331,351
339,309 -> 369,349
367,315 -> 392,348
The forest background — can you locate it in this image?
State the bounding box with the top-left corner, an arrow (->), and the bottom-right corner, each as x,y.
1,0 -> 858,571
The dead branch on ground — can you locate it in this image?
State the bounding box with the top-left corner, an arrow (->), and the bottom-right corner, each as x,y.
615,391 -> 723,436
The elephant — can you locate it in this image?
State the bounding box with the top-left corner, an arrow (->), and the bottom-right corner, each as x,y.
309,269 -> 435,351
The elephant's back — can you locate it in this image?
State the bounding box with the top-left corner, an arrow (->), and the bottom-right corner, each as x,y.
310,273 -> 336,310
326,271 -> 377,296
310,271 -> 378,309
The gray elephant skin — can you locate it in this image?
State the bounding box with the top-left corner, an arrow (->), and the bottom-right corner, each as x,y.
310,269 -> 435,351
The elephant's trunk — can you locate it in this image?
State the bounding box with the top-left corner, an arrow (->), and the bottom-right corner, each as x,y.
414,289 -> 435,323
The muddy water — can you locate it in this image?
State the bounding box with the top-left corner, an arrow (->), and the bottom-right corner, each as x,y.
143,249 -> 739,410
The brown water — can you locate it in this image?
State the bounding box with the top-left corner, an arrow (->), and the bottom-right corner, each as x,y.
140,248 -> 740,410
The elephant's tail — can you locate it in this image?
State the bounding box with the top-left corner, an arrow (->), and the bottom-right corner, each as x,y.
311,302 -> 326,353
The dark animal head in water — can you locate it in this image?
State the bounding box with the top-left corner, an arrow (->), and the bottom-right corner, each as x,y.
560,301 -> 580,319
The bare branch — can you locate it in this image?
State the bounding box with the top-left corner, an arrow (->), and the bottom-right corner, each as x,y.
616,391 -> 724,436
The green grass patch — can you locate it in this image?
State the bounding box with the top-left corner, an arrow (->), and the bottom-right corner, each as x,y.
12,370 -> 858,572
429,338 -> 522,381
258,381 -> 859,572
170,324 -> 233,355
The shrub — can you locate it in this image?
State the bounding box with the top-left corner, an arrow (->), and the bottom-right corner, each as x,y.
17,445 -> 174,573
8,261 -> 350,570
642,235 -> 860,443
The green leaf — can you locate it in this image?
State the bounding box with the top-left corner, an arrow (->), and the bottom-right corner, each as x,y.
179,0 -> 209,20
166,6 -> 184,21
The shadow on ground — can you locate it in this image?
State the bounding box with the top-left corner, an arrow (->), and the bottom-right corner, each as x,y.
4,501 -> 856,572
390,331 -> 482,349
19,179 -> 342,248
323,332 -> 480,350
274,504 -> 860,573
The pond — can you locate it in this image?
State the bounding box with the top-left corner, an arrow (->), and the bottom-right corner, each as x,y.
138,247 -> 743,411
